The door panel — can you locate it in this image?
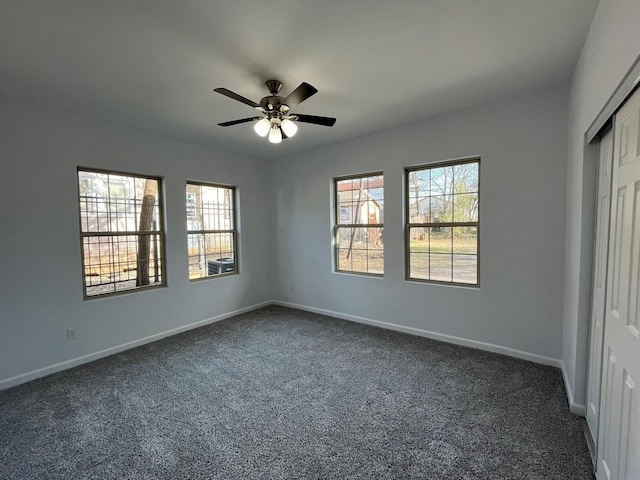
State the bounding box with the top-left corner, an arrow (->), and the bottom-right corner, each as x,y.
597,87 -> 640,480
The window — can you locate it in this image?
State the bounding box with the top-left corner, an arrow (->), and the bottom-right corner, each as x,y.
186,182 -> 237,280
77,169 -> 165,297
406,158 -> 479,285
334,173 -> 384,275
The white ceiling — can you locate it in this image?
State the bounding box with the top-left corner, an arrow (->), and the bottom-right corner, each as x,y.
1,1 -> 598,160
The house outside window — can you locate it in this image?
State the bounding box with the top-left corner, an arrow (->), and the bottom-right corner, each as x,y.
77,168 -> 165,298
334,173 -> 384,275
186,182 -> 237,280
406,158 -> 479,286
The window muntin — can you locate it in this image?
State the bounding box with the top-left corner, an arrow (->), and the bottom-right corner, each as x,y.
406,159 -> 479,286
186,182 -> 237,280
77,169 -> 165,298
334,173 -> 384,275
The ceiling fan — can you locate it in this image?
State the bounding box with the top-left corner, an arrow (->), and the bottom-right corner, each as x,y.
214,80 -> 336,144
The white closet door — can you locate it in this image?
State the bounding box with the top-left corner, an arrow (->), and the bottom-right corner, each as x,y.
586,128 -> 613,452
596,86 -> 640,480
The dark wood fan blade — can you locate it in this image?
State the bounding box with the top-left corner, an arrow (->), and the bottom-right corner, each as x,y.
218,117 -> 261,126
294,114 -> 336,127
214,88 -> 263,110
284,83 -> 318,109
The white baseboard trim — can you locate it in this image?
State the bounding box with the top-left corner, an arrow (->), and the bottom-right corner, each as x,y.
272,300 -> 563,369
561,361 -> 587,416
0,300 -> 272,391
2,298 -> 582,415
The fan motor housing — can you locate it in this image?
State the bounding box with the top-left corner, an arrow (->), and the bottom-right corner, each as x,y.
260,96 -> 289,114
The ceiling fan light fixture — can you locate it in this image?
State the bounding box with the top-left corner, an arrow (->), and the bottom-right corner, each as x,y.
268,125 -> 282,144
215,80 -> 336,144
281,118 -> 298,137
254,118 -> 271,137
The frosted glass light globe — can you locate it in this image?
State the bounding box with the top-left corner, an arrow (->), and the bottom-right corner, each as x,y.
253,118 -> 271,137
268,126 -> 282,144
281,119 -> 298,137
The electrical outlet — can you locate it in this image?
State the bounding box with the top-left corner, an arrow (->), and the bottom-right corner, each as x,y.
66,328 -> 78,340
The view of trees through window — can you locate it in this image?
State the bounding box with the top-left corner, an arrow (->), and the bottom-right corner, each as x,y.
77,164 -> 476,295
186,182 -> 236,280
406,159 -> 479,285
335,173 -> 384,275
77,169 -> 165,297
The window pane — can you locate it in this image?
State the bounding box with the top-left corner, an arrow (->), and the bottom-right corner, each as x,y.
78,169 -> 165,298
409,226 -> 475,283
429,226 -> 452,281
187,232 -> 236,279
186,182 -> 237,281
408,227 -> 430,279
334,173 -> 384,276
82,233 -> 163,297
79,173 -> 160,234
405,159 -> 479,286
186,184 -> 234,231
452,227 -> 477,255
430,165 -> 454,197
453,227 -> 478,284
429,226 -> 452,253
336,226 -> 383,274
453,162 -> 479,194
452,254 -> 477,284
435,194 -> 453,222
336,175 -> 384,225
407,200 -> 423,224
408,170 -> 430,224
453,193 -> 478,222
429,252 -> 452,282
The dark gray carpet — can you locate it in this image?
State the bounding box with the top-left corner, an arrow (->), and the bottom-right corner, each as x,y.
1,306 -> 593,479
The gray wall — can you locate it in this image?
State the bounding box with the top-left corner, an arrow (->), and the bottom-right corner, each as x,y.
562,0 -> 640,411
0,95 -> 275,387
272,85 -> 569,363
7,26 -> 629,398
